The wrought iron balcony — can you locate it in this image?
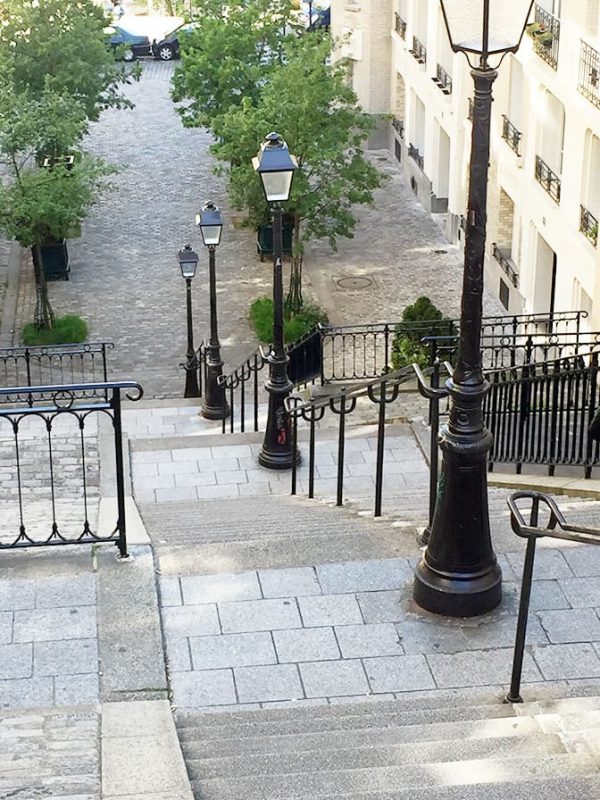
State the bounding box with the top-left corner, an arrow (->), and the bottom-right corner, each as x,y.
492,243 -> 519,288
579,41 -> 600,110
529,4 -> 560,69
408,143 -> 424,170
394,13 -> 406,40
410,36 -> 427,65
433,64 -> 452,95
535,155 -> 561,204
501,116 -> 522,156
580,205 -> 598,247
392,117 -> 404,139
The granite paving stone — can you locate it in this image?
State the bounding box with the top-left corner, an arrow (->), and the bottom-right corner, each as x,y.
300,659 -> 369,698
155,487 -> 199,503
0,643 -> 32,680
158,461 -> 200,475
195,485 -> 240,500
171,669 -> 237,707
505,548 -> 574,580
356,590 -> 405,624
161,604 -> 220,638
528,580 -> 571,611
557,577 -> 600,609
258,566 -> 321,598
0,676 -> 54,709
12,607 -> 97,643
189,632 -> 276,670
273,627 -> 340,663
316,559 -> 412,594
165,637 -> 192,672
0,611 -> 12,644
298,594 -> 364,627
218,598 -> 302,634
34,575 -> 96,609
234,663 -> 303,703
174,472 -> 218,487
180,572 -> 261,605
158,577 -> 182,607
363,654 -> 436,693
54,673 -> 100,705
335,623 -> 404,658
561,544 -> 600,577
537,608 -> 600,643
536,643 -> 600,680
0,580 -> 35,612
33,639 -> 98,676
426,648 -> 542,688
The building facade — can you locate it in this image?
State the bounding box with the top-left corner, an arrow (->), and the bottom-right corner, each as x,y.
332,0 -> 600,328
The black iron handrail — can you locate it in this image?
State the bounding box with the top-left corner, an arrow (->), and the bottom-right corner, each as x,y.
506,491 -> 600,703
531,4 -> 560,69
501,115 -> 522,156
410,36 -> 427,64
408,143 -> 424,170
580,204 -> 599,247
0,380 -> 143,555
535,155 -> 561,203
394,12 -> 406,39
579,41 -> 600,109
0,342 -> 114,405
434,64 -> 452,95
492,243 -> 519,288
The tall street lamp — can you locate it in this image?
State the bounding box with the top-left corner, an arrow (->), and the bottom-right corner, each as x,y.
178,244 -> 200,399
253,132 -> 299,470
196,200 -> 230,420
413,0 -> 534,617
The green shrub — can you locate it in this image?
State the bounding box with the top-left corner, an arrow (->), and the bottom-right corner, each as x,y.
249,297 -> 328,344
22,314 -> 88,346
391,296 -> 456,370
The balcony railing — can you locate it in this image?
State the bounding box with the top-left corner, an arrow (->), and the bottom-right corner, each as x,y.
394,12 -> 406,40
433,64 -> 452,95
492,243 -> 519,288
530,4 -> 560,69
501,115 -> 522,156
535,155 -> 561,204
392,116 -> 404,139
580,205 -> 599,247
408,143 -> 424,171
579,41 -> 600,110
410,36 -> 427,64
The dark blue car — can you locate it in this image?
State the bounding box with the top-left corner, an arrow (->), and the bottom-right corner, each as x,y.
106,24 -> 152,61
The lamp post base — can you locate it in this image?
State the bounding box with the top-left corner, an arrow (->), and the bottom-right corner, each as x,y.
201,400 -> 230,420
258,445 -> 301,471
413,558 -> 502,617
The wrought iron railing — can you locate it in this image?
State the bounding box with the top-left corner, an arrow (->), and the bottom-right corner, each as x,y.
506,491 -> 600,703
434,64 -> 452,95
531,4 -> 560,69
0,342 -> 113,405
492,243 -> 519,288
501,115 -> 522,156
394,12 -> 406,39
535,155 -> 561,203
392,117 -> 404,139
410,36 -> 427,64
408,143 -> 424,170
579,41 -> 600,109
580,204 -> 599,247
0,380 -> 143,553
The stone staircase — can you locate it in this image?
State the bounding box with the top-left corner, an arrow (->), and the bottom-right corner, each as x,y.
177,693 -> 600,799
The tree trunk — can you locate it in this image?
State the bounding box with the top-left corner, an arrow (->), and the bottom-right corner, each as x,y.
285,213 -> 303,315
32,245 -> 55,330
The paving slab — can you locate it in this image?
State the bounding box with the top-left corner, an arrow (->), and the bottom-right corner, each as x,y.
298,594 -> 364,627
180,572 -> 261,605
273,627 -> 340,662
234,664 -> 303,704
218,598 -> 302,633
300,659 -> 370,698
335,623 -> 404,658
189,632 -> 276,670
363,654 -> 436,692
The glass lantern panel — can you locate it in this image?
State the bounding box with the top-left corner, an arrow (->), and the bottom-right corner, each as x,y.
201,225 -> 222,246
261,169 -> 295,203
441,0 -> 533,54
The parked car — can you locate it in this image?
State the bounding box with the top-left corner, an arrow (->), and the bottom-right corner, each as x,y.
106,24 -> 152,61
151,22 -> 194,61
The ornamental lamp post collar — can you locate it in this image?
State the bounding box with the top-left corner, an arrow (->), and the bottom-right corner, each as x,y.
196,201 -> 223,247
252,131 -> 298,204
440,0 -> 534,69
178,244 -> 199,279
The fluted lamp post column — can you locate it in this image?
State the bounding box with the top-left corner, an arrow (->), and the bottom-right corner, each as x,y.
196,200 -> 230,420
178,244 -> 200,399
413,0 -> 534,617
252,132 -> 299,470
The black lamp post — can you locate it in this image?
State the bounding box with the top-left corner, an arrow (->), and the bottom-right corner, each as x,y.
253,132 -> 299,470
178,244 -> 200,399
413,0 -> 534,617
196,201 -> 230,420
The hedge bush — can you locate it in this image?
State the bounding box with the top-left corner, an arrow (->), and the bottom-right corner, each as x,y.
249,297 -> 328,344
22,314 -> 88,346
391,296 -> 456,369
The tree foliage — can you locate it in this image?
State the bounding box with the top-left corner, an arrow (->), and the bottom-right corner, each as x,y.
0,0 -> 133,120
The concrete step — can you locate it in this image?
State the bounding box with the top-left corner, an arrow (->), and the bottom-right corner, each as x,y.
184,732 -> 564,781
0,705 -> 100,798
191,753 -> 598,800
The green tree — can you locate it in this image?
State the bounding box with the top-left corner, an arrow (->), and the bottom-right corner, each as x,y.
211,32 -> 384,312
171,0 -> 298,129
0,0 -> 133,121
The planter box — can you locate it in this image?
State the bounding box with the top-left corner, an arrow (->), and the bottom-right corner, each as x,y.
256,217 -> 294,262
41,239 -> 70,281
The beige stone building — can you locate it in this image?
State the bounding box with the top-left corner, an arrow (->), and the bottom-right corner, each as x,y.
332,0 -> 600,327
